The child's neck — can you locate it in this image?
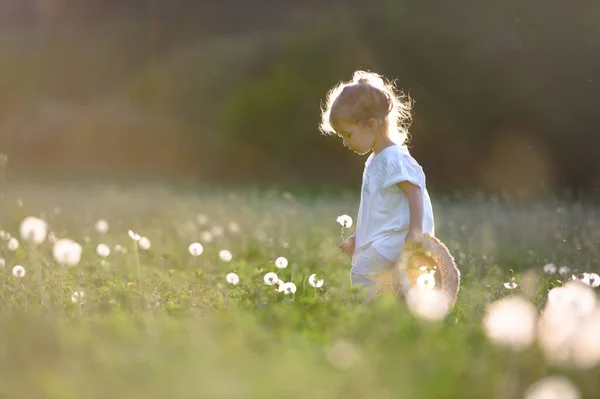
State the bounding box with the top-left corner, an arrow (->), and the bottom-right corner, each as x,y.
371,135 -> 397,154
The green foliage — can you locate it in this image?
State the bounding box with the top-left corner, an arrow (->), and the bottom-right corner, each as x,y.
0,183 -> 598,397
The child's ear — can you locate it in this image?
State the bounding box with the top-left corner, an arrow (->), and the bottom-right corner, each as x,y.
366,118 -> 379,131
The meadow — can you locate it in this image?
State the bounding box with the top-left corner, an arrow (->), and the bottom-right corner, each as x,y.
0,182 -> 599,399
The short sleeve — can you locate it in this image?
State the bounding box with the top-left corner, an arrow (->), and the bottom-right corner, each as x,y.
378,153 -> 425,189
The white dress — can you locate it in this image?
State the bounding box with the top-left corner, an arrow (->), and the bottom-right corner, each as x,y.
350,144 -> 435,295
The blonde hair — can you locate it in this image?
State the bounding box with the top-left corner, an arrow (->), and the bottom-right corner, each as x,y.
319,70 -> 413,145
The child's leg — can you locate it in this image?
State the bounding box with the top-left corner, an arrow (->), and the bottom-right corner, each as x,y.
350,247 -> 395,300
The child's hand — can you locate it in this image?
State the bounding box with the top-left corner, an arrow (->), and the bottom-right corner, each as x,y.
339,234 -> 355,257
405,229 -> 423,251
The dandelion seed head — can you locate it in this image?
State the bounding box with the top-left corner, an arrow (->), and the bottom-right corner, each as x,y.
226,272 -> 240,285
309,273 -> 324,288
71,291 -> 85,304
275,256 -> 288,269
282,282 -> 297,295
559,266 -> 570,275
524,376 -> 580,399
336,215 -> 353,228
416,273 -> 436,290
7,237 -> 19,251
138,237 -> 151,250
405,288 -> 450,322
95,219 -> 109,234
544,263 -> 557,275
52,238 -> 82,267
200,231 -> 214,243
128,230 -> 141,241
264,272 -> 279,286
96,243 -> 110,258
219,250 -> 232,262
228,221 -> 240,234
0,257 -> 5,268
211,225 -> 224,237
0,230 -> 10,241
19,216 -> 48,244
483,296 -> 537,351
188,242 -> 204,256
581,272 -> 600,288
12,265 -> 25,278
196,214 -> 208,225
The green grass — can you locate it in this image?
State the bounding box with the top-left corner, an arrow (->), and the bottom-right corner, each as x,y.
0,183 -> 598,398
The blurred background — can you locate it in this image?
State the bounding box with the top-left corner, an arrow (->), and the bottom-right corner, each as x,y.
0,0 -> 598,199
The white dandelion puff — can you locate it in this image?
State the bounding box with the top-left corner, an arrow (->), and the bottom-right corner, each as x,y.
228,221 -> 241,234
416,273 -> 436,290
7,237 -> 19,251
188,242 -> 204,256
52,239 -> 82,267
128,230 -> 141,241
226,272 -> 240,285
559,266 -> 570,275
405,288 -> 450,322
71,291 -> 85,304
0,257 -> 5,268
543,263 -> 557,275
308,274 -> 324,288
0,230 -> 10,241
211,225 -> 224,237
219,250 -> 232,262
483,296 -> 537,351
275,256 -> 288,269
95,219 -> 109,234
19,216 -> 48,244
196,214 -> 208,225
336,215 -> 353,228
264,272 -> 279,286
12,265 -> 25,278
200,231 -> 213,243
524,376 -> 580,399
581,273 -> 600,288
282,282 -> 297,295
138,237 -> 151,250
96,243 -> 110,258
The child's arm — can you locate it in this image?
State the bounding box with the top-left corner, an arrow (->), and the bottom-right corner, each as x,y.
397,181 -> 424,249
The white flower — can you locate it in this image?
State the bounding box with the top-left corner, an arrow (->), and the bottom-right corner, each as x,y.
138,237 -> 151,250
309,274 -> 324,288
7,237 -> 19,251
264,272 -> 279,286
524,376 -> 580,399
196,214 -> 208,225
12,265 -> 25,278
282,282 -> 297,295
200,231 -> 213,243
275,256 -> 288,269
96,243 -> 110,258
228,221 -> 241,234
71,291 -> 85,304
483,296 -> 537,351
188,242 -> 204,256
219,250 -> 232,262
19,216 -> 48,244
95,219 -> 109,234
543,263 -> 557,275
504,281 -> 518,289
581,273 -> 600,288
559,266 -> 570,275
226,272 -> 240,285
405,288 -> 450,321
211,225 -> 224,237
53,238 -> 82,267
128,230 -> 141,241
416,272 -> 436,290
336,215 -> 353,228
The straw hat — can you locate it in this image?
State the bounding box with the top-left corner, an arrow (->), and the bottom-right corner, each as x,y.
394,233 -> 461,307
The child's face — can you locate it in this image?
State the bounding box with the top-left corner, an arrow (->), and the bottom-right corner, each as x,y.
333,120 -> 376,155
